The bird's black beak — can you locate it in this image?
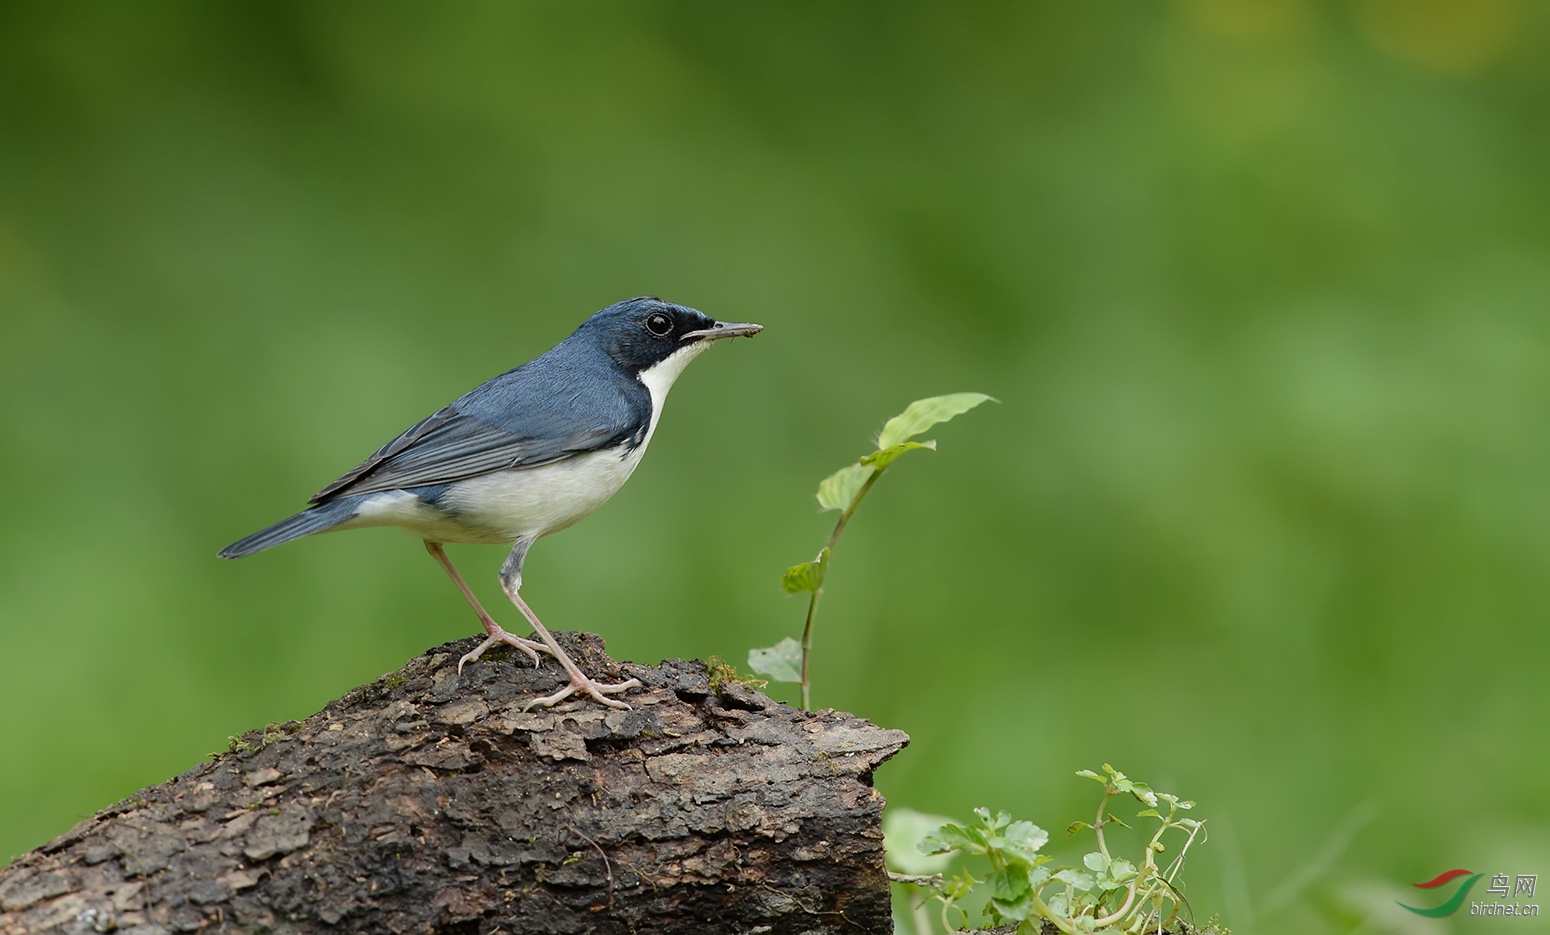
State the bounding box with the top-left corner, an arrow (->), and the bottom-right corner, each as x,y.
681,320 -> 763,342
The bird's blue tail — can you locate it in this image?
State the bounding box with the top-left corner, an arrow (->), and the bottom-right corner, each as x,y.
218,499 -> 358,558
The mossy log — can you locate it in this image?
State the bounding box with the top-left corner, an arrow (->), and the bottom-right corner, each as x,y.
0,634 -> 909,934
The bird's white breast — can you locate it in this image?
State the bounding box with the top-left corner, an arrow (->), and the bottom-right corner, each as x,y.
448,443 -> 654,542
348,340 -> 712,545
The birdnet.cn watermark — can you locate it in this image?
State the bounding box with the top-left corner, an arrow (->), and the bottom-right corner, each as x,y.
1471,872 -> 1540,918
1398,868 -> 1539,918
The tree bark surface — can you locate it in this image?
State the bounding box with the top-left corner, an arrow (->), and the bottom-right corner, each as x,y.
0,634 -> 909,935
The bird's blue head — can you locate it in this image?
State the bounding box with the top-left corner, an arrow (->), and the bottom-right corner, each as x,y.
574,297 -> 762,379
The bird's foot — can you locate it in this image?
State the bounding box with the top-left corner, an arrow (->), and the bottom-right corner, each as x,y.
523,670 -> 644,712
458,626 -> 548,673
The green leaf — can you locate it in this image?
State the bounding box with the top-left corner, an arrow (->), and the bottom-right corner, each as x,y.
746,638 -> 802,683
1083,852 -> 1109,873
1053,869 -> 1095,892
1135,809 -> 1160,819
987,891 -> 1034,924
1108,859 -> 1137,881
1122,780 -> 1158,807
1067,821 -> 1093,835
989,867 -> 1031,903
986,865 -> 1035,924
1076,769 -> 1106,783
816,463 -> 873,511
985,893 -> 1035,930
1028,865 -> 1051,889
919,822 -> 979,855
860,440 -> 935,470
973,807 -> 1012,832
1000,821 -> 1048,863
780,549 -> 828,593
877,392 -> 995,450
883,808 -> 957,875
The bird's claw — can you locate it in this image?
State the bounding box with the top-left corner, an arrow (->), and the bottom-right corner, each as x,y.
458,628 -> 547,674
524,674 -> 644,712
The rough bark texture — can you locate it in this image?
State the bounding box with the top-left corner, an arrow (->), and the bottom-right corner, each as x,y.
0,634 -> 909,935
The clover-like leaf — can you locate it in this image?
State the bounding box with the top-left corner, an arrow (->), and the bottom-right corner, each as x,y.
860,440 -> 935,470
746,637 -> 803,683
987,891 -> 1034,925
919,822 -> 982,855
917,829 -> 960,856
1053,869 -> 1095,892
989,866 -> 1032,904
1116,778 -> 1157,807
780,548 -> 828,593
1000,821 -> 1049,864
1083,852 -> 1109,873
816,463 -> 873,511
1108,858 -> 1137,882
877,392 -> 995,450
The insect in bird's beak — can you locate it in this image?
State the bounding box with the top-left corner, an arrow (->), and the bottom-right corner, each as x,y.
681,321 -> 763,342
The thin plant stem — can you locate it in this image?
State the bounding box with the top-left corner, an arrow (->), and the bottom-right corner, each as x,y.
1094,791 -> 1114,861
798,467 -> 883,710
798,591 -> 820,710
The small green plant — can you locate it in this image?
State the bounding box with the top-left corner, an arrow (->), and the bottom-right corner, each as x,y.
704,655 -> 768,694
896,765 -> 1213,934
216,720 -> 303,758
748,392 -> 994,709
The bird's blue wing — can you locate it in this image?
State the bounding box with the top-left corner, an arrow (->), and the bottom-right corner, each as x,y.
309,354 -> 649,504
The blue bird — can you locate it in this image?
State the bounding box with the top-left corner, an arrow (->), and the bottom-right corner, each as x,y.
220,297 -> 761,709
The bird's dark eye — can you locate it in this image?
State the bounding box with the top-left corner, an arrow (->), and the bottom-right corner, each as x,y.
644,312 -> 673,336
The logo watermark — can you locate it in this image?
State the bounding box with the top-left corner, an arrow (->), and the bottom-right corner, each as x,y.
1398,868 -> 1539,919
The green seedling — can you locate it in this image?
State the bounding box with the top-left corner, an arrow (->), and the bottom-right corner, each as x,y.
896,765 -> 1215,934
748,392 -> 994,709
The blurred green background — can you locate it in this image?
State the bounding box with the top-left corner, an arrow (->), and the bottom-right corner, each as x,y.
3,2 -> 1548,931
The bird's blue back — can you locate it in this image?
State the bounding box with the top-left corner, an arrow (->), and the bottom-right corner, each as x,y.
309,311 -> 655,504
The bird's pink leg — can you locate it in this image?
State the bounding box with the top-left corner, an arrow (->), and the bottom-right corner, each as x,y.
423,542 -> 548,671
501,582 -> 643,710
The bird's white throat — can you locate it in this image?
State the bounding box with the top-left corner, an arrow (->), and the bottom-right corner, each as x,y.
636,340 -> 713,436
